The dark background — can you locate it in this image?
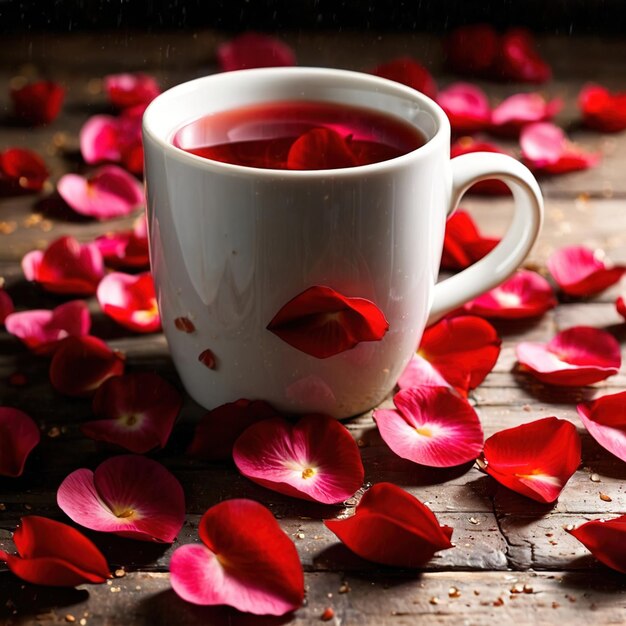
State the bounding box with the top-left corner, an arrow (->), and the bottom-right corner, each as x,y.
1,0 -> 626,35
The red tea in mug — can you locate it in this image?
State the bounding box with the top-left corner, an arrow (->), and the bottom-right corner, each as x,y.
173,100 -> 425,170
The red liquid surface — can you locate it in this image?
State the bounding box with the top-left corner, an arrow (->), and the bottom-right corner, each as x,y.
173,100 -> 425,170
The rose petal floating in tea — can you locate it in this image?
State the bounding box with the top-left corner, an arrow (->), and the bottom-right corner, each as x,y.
478,417 -> 581,503
50,335 -> 125,397
441,209 -> 500,271
82,372 -> 182,453
286,127 -> 357,170
267,285 -> 389,359
370,56 -> 437,99
22,236 -> 105,295
579,84 -> 626,133
437,83 -> 491,134
464,270 -> 556,319
97,272 -> 161,333
188,399 -> 278,462
0,516 -> 110,587
0,288 -> 14,324
233,414 -> 364,504
0,407 -> 40,477
450,139 -> 511,195
566,515 -> 626,573
491,93 -> 562,135
170,499 -> 304,615
547,245 -> 625,297
10,80 -> 65,125
5,300 -> 91,355
217,32 -> 296,71
104,73 -> 160,109
516,326 -> 621,386
57,455 -> 185,543
0,147 -> 49,193
324,482 -> 453,567
577,391 -> 626,463
95,215 -> 150,270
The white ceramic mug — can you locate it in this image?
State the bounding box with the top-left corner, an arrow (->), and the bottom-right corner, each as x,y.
143,67 -> 542,418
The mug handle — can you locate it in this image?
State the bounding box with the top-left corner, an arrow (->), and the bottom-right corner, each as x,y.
428,152 -> 544,325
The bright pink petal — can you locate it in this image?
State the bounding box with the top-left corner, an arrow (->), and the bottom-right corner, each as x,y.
233,415 -> 364,504
437,83 -> 491,134
170,499 -> 303,615
491,93 -> 562,134
374,386 -> 483,467
80,115 -> 121,164
547,245 -> 625,297
497,28 -> 551,83
10,81 -> 65,125
579,84 -> 626,133
104,73 -> 160,109
0,407 -> 40,477
370,57 -> 437,99
5,300 -> 91,355
82,373 -> 182,453
517,326 -> 621,386
57,455 -> 185,543
566,515 -> 626,573
97,272 -> 161,333
217,33 -> 296,71
95,215 -> 150,270
577,391 -> 626,463
397,354 -> 452,390
0,289 -> 14,324
479,417 -> 580,503
57,165 -> 144,220
464,270 -> 556,319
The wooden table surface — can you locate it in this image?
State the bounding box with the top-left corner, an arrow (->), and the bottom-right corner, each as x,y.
1,30 -> 626,626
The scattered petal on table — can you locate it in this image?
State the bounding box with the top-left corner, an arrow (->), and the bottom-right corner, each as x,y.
566,515 -> 626,573
441,209 -> 499,271
104,73 -> 160,109
450,138 -> 511,195
437,83 -> 491,134
577,391 -> 626,463
95,214 -> 150,270
0,407 -> 40,477
217,32 -> 296,71
10,80 -> 65,125
397,354 -> 452,390
579,83 -> 626,133
0,147 -> 49,193
497,28 -> 551,83
491,93 -> 562,135
370,57 -> 437,99
444,24 -> 499,77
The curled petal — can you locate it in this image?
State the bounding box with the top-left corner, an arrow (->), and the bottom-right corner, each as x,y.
217,33 -> 296,71
497,28 -> 551,83
104,73 -> 160,109
370,57 -> 437,99
287,128 -> 357,170
0,407 -> 40,477
517,326 -> 621,386
5,300 -> 91,355
437,83 -> 491,134
374,386 -> 483,467
57,455 -> 185,543
479,417 -> 581,503
441,209 -> 499,271
0,516 -> 110,587
547,245 -> 625,297
80,115 -> 121,164
577,391 -> 626,463
10,81 -> 65,125
566,515 -> 626,573
491,93 -> 562,135
579,84 -> 626,133
50,335 -> 125,397
267,285 -> 388,359
450,139 -> 511,195
95,215 -> 149,270
170,499 -> 303,615
324,483 -> 453,567
233,415 -> 364,504
0,148 -> 49,193
0,288 -> 14,324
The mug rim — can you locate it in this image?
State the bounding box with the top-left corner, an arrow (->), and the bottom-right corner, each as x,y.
142,66 -> 450,178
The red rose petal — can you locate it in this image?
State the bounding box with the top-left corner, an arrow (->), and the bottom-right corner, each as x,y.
95,215 -> 149,270
450,139 -> 511,195
0,407 -> 40,477
170,499 -> 304,615
491,93 -> 562,135
82,373 -> 182,453
187,399 -> 278,461
577,391 -> 626,463
464,270 -> 556,319
0,148 -> 49,193
374,386 -> 484,467
324,483 -> 453,567
418,316 -> 501,393
437,83 -> 491,134
267,285 -> 389,359
57,455 -> 185,543
370,57 -> 437,99
0,516 -> 110,587
497,28 -> 551,84
478,417 -> 581,503
10,81 -> 65,125
547,245 -> 625,297
566,515 -> 626,573
22,236 -> 105,295
5,300 -> 91,355
444,24 -> 499,77
97,272 -> 161,333
517,326 -> 621,386
50,335 -> 125,397
579,84 -> 626,133
104,73 -> 160,110
0,288 -> 14,324
217,33 -> 296,71
233,414 -> 364,504
286,128 -> 357,170
617,292 -> 626,320
441,209 -> 500,271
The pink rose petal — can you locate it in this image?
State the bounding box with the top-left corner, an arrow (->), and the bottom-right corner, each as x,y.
437,83 -> 491,134
104,73 -> 160,110
397,354 -> 452,390
0,407 -> 40,477
491,93 -> 562,134
577,391 -> 626,463
80,115 -> 121,164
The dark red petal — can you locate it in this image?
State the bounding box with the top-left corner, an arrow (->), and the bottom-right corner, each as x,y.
617,295 -> 626,320
187,399 -> 278,461
497,28 -> 551,83
450,139 -> 511,195
441,209 -> 499,271
479,417 -> 581,503
0,288 -> 14,324
579,84 -> 626,133
50,336 -> 125,398
370,57 -> 437,99
286,128 -> 357,170
324,483 -> 453,567
10,81 -> 65,125
444,24 -> 499,76
0,408 -> 40,477
0,148 -> 49,192
566,515 -> 626,573
0,516 -> 109,586
217,33 -> 296,71
267,285 -> 389,359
